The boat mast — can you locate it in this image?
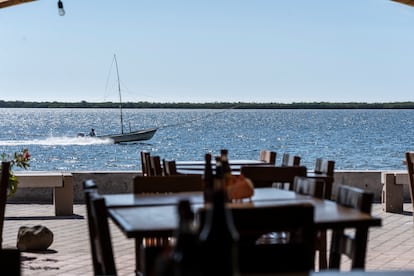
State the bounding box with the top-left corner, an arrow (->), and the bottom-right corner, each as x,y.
114,54 -> 124,134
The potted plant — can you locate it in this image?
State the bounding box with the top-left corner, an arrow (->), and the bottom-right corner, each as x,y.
1,148 -> 31,197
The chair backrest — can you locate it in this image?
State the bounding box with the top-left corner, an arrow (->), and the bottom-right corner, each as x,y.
133,175 -> 203,194
240,165 -> 307,189
310,158 -> 335,199
259,150 -> 277,165
335,184 -> 373,214
405,152 -> 414,207
197,202 -> 315,274
293,175 -> 326,270
140,151 -> 150,176
83,180 -> 117,276
0,161 -> 11,249
281,153 -> 301,167
293,176 -> 324,199
329,184 -> 374,270
314,158 -> 335,175
162,159 -> 178,176
148,156 -> 163,176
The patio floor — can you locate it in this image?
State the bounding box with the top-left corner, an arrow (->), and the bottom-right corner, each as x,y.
2,202 -> 414,276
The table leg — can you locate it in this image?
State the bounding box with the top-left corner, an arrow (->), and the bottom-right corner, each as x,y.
135,238 -> 143,276
352,227 -> 369,269
328,229 -> 342,269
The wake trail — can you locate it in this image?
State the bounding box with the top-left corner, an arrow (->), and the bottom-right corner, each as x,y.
0,136 -> 113,146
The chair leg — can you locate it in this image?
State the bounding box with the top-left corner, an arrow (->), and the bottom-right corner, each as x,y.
328,230 -> 342,269
352,227 -> 369,269
0,248 -> 21,276
318,230 -> 328,270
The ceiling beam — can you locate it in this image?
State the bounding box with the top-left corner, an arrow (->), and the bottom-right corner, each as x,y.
391,0 -> 414,7
0,0 -> 37,9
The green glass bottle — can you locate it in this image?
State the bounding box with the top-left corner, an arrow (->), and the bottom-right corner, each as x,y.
198,177 -> 240,275
172,200 -> 199,276
202,153 -> 214,203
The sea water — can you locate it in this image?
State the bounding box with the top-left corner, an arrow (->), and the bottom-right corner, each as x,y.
0,108 -> 412,172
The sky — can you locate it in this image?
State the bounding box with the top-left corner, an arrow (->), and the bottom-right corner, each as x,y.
1,0 -> 414,103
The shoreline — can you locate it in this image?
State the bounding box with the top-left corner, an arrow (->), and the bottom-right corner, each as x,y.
3,101 -> 414,109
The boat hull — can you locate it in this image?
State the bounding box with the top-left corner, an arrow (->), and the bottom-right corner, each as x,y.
98,127 -> 157,143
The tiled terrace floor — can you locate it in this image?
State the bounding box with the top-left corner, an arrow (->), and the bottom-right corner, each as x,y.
2,203 -> 414,276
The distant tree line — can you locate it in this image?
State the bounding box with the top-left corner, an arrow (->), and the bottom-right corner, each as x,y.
1,100 -> 414,109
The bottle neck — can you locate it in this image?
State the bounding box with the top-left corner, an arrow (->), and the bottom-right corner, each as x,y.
203,154 -> 213,185
220,150 -> 232,188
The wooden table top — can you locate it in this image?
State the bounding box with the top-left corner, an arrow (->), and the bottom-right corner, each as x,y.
175,159 -> 271,172
244,271 -> 414,276
106,188 -> 382,239
175,159 -> 266,166
104,187 -> 302,208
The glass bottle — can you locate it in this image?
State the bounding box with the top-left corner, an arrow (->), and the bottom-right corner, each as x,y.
172,199 -> 199,276
198,186 -> 240,275
221,149 -> 232,188
214,156 -> 224,190
202,153 -> 214,203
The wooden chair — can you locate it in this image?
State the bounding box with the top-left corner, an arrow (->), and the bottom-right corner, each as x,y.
404,152 -> 414,213
259,150 -> 277,165
0,162 -> 11,249
240,165 -> 307,189
293,176 -> 327,270
148,156 -> 163,176
197,203 -> 315,274
133,174 -> 203,194
0,248 -> 21,276
0,162 -> 20,276
134,174 -> 203,274
281,153 -> 301,167
307,158 -> 335,199
83,180 -> 117,276
329,184 -> 374,270
293,176 -> 324,199
162,159 -> 178,176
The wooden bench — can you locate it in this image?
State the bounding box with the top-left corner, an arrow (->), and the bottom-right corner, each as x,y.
381,171 -> 409,213
14,172 -> 73,216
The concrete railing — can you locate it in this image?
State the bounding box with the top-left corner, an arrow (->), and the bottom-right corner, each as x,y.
14,172 -> 73,216
6,169 -> 413,212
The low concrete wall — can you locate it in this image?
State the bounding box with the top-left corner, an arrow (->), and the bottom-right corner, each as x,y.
8,171 -> 139,204
7,170 -> 413,204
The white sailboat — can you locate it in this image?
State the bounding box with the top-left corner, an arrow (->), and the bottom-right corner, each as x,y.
97,54 -> 157,143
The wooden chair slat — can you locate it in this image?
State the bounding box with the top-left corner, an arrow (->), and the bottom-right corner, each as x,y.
329,184 -> 374,270
241,165 -> 307,190
83,180 -> 117,275
259,150 -> 277,165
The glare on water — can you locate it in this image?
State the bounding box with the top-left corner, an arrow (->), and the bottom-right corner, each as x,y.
0,108 -> 412,171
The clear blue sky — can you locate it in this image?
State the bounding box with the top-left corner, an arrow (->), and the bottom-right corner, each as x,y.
1,0 -> 414,103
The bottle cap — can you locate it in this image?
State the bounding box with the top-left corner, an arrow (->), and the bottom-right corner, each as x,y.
205,153 -> 212,161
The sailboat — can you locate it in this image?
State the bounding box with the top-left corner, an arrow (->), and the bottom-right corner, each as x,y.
97,54 -> 157,143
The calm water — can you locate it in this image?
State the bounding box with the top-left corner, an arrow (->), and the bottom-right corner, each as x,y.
0,108 -> 412,172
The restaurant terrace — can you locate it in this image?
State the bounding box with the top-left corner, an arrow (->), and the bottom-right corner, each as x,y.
2,1 -> 414,275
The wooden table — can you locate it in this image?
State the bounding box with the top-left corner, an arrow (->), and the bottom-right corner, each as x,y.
175,159 -> 271,173
246,272 -> 414,276
315,272 -> 414,276
104,187 -> 301,208
105,188 -> 381,273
